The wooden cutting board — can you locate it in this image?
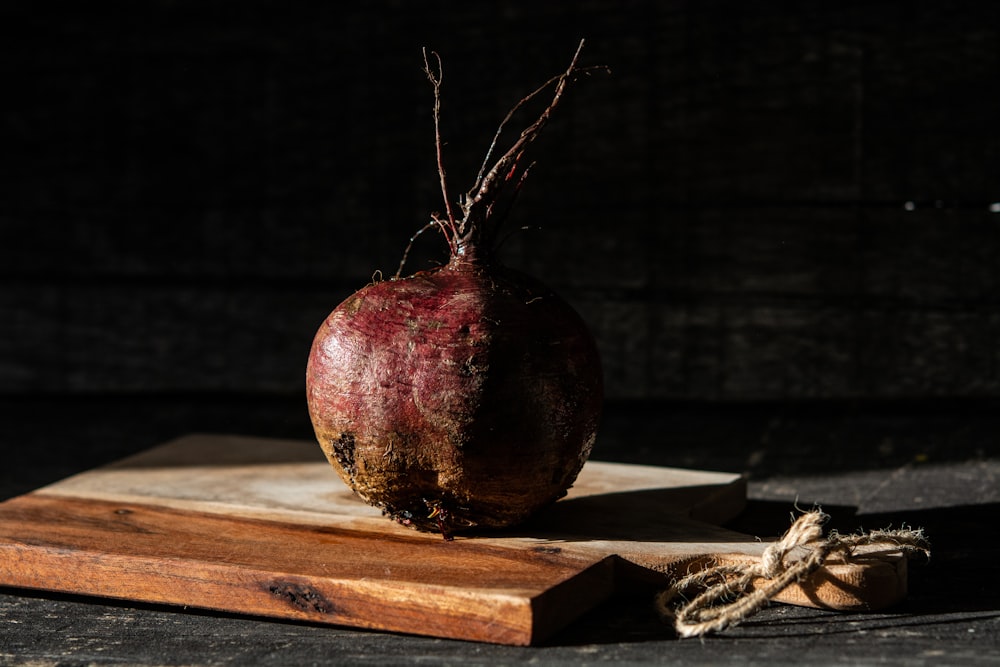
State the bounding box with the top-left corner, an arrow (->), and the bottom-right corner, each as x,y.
0,434 -> 908,645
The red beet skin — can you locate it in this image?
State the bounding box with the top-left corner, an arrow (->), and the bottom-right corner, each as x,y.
306,255 -> 603,533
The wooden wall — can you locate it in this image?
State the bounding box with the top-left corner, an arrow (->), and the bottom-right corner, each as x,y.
4,1 -> 999,407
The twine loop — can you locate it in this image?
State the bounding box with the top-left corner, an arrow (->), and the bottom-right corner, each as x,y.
656,510 -> 931,638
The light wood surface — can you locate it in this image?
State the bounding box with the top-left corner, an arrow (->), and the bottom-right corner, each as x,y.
0,434 -> 907,645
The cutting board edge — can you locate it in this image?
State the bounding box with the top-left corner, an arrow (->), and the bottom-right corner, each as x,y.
0,492 -> 621,646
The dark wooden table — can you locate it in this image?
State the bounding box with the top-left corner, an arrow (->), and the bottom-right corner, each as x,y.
2,398 -> 997,665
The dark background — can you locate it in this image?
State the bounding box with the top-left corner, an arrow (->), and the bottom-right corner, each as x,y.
2,1 -> 999,481
2,2 -> 1000,661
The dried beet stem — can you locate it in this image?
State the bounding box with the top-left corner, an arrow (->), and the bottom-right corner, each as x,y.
398,39 -> 608,275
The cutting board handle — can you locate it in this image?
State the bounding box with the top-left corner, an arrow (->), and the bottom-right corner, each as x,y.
654,510 -> 931,638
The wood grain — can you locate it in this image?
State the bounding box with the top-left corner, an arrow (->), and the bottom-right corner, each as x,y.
4,269 -> 997,399
0,494 -> 613,645
0,435 -> 909,644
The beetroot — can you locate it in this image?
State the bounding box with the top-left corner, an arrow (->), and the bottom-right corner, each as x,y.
306,42 -> 604,536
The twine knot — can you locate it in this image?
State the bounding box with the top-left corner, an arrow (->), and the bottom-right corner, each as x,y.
655,509 -> 931,638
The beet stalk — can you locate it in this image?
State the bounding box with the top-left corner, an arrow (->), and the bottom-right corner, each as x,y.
306,41 -> 604,537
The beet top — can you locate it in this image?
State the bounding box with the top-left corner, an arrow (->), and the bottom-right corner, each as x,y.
306,42 -> 605,536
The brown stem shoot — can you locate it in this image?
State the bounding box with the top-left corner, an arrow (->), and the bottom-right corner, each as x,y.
422,49 -> 459,254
